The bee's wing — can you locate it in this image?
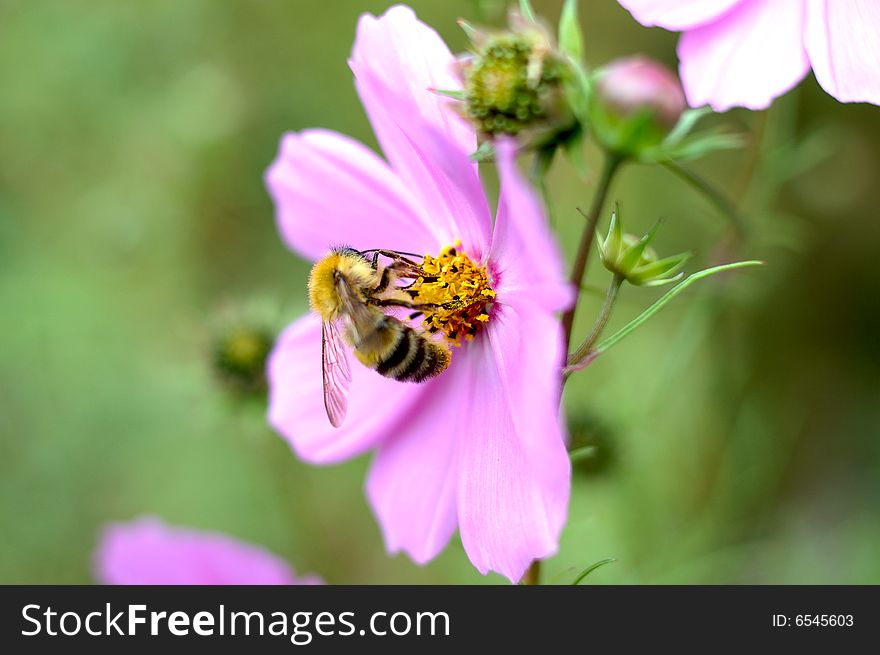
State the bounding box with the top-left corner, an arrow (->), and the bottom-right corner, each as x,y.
321,319 -> 352,428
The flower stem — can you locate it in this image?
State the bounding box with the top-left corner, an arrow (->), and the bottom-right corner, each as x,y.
523,155 -> 623,587
565,274 -> 623,377
561,154 -> 624,352
522,559 -> 541,585
661,161 -> 746,237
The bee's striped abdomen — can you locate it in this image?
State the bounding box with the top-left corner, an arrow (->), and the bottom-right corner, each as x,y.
374,323 -> 450,383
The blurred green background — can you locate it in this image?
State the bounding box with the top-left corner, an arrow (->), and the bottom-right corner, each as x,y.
2,0 -> 878,584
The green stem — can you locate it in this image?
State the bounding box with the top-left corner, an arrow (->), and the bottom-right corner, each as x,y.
561,154 -> 624,352
522,560 -> 541,586
524,155 -> 623,588
565,274 -> 622,376
662,161 -> 746,237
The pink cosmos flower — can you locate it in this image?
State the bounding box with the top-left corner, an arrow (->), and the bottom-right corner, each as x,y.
618,0 -> 880,110
95,517 -> 322,585
264,5 -> 572,583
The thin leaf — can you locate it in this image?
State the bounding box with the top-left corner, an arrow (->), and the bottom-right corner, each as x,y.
558,0 -> 583,61
594,261 -> 764,354
571,558 -> 617,585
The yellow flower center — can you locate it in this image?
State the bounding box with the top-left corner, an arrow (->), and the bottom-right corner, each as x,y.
410,243 -> 495,347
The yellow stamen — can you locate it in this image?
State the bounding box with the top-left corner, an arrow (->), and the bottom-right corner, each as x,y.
410,242 -> 495,346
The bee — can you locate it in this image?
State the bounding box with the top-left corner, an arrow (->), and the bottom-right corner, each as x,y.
308,246 -> 451,427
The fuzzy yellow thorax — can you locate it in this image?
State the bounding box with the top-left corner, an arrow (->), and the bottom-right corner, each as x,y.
410,243 -> 495,346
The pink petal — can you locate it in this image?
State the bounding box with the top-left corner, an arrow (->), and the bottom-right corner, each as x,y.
265,129 -> 435,262
365,360 -> 469,564
351,5 -> 474,169
486,299 -> 568,488
456,332 -> 570,583
95,517 -> 318,585
268,314 -> 427,464
677,0 -> 809,111
490,139 -> 573,311
805,0 -> 880,105
618,0 -> 745,31
351,66 -> 493,257
349,6 -> 492,256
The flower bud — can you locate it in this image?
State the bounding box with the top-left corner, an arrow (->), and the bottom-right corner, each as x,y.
457,10 -> 578,150
213,324 -> 274,395
598,207 -> 690,286
590,56 -> 686,157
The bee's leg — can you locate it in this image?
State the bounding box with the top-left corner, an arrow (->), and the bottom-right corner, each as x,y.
370,298 -> 463,315
408,311 -> 423,320
369,252 -> 380,270
359,249 -> 422,267
369,298 -> 446,311
371,266 -> 392,293
375,249 -> 422,266
396,274 -> 436,290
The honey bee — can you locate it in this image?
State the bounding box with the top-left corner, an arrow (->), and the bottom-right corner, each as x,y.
308,246 -> 451,427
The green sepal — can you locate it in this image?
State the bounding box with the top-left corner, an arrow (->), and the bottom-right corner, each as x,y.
432,88 -> 466,101
618,220 -> 661,273
529,144 -> 556,185
470,140 -> 496,163
631,252 -> 691,286
518,0 -> 537,22
662,107 -> 712,148
558,0 -> 584,62
562,126 -> 588,177
458,18 -> 479,41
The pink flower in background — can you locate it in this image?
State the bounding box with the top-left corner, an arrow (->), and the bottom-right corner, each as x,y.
265,6 -> 571,583
95,517 -> 322,585
618,0 -> 880,110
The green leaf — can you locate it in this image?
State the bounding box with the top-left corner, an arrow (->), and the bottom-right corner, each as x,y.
519,0 -> 537,22
558,0 -> 584,61
594,260 -> 764,354
571,558 -> 617,585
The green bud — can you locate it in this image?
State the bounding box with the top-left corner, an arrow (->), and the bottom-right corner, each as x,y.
213,324 -> 274,395
457,9 -> 579,151
589,56 -> 686,159
598,206 -> 690,286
